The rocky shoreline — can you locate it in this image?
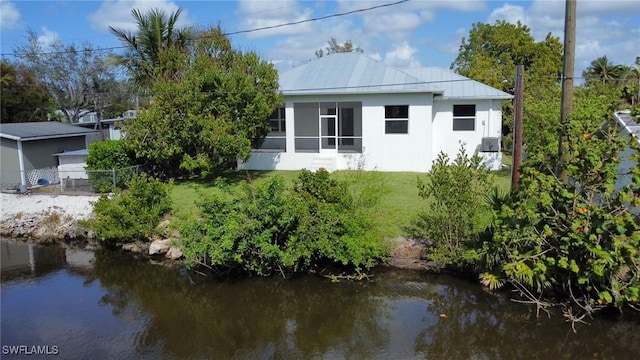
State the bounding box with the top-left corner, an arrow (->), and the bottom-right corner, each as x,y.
0,193 -> 433,270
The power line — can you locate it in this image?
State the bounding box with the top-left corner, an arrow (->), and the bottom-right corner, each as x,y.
0,0 -> 409,58
225,0 -> 409,36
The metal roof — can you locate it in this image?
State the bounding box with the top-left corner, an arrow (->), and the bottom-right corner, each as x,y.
615,111 -> 640,145
278,53 -> 512,99
53,149 -> 89,157
0,122 -> 98,141
402,67 -> 513,99
279,53 -> 442,95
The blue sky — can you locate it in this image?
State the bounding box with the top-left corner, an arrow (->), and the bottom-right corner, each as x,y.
1,0 -> 639,78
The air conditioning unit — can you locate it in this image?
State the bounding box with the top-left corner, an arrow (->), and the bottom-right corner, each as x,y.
481,137 -> 500,152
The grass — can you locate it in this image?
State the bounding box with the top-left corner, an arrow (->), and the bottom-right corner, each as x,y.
170,168 -> 512,239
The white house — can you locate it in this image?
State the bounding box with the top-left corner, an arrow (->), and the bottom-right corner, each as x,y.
239,53 -> 512,172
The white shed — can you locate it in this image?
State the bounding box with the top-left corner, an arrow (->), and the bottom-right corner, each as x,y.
55,149 -> 89,180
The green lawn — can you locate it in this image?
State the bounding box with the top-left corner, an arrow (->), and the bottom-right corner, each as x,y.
171,169 -> 511,239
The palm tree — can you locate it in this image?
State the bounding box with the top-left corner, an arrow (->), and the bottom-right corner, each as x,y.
110,8 -> 193,90
583,55 -> 624,84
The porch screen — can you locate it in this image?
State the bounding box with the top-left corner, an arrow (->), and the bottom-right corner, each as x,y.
294,103 -> 320,152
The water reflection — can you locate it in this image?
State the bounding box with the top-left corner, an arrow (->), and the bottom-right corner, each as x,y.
2,239 -> 639,359
1,240 -> 66,280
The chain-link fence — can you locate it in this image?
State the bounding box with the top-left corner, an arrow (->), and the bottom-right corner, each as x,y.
1,165 -> 142,194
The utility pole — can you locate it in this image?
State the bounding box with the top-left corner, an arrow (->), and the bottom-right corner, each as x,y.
556,0 -> 576,182
511,65 -> 524,190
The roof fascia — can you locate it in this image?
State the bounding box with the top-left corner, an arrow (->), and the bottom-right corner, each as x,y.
1,132 -> 97,142
283,89 -> 444,96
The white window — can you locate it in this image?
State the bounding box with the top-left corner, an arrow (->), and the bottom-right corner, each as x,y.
384,105 -> 409,134
453,105 -> 476,131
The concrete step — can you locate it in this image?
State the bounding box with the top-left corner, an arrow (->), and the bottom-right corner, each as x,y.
309,155 -> 336,172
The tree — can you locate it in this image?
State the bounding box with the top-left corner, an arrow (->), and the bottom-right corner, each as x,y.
583,55 -> 624,84
123,27 -> 282,178
14,30 -> 119,124
579,56 -> 637,112
0,60 -> 53,122
315,37 -> 363,58
110,8 -> 193,90
85,140 -> 136,193
475,91 -> 640,316
451,21 -> 563,150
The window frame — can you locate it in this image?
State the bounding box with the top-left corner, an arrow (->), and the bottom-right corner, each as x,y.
452,104 -> 476,131
384,105 -> 409,134
269,107 -> 286,133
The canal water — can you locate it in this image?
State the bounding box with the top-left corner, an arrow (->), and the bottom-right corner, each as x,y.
1,238 -> 639,359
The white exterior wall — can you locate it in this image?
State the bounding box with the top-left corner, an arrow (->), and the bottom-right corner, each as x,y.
240,93 -> 434,172
359,93 -> 433,172
57,155 -> 88,179
432,99 -> 503,170
109,124 -> 122,140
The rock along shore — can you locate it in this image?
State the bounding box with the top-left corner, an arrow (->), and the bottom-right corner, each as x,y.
0,193 -> 98,243
0,193 -> 435,270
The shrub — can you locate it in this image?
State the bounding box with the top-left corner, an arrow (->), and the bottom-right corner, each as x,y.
180,169 -> 387,276
85,140 -> 135,193
86,173 -> 172,244
408,146 -> 493,267
475,110 -> 640,314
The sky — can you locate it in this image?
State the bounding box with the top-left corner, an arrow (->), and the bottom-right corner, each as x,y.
1,0 -> 639,79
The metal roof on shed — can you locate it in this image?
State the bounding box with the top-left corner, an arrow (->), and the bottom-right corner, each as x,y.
0,122 -> 97,141
53,149 -> 89,157
278,53 -> 512,100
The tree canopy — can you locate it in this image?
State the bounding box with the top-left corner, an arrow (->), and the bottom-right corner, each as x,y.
1,60 -> 53,122
110,8 -> 193,90
451,21 -> 563,150
123,27 -> 282,178
315,38 -> 363,58
14,30 -> 120,124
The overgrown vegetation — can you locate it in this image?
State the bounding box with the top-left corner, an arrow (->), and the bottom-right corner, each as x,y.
85,174 -> 172,244
474,102 -> 640,318
85,140 -> 136,193
408,146 -> 493,267
179,169 -> 387,276
123,27 -> 282,179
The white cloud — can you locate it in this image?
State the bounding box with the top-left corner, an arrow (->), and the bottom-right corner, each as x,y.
488,4 -> 527,26
1,1 -> 21,30
487,0 -> 640,76
87,0 -> 191,33
236,0 -> 314,38
384,41 -> 421,68
362,11 -> 422,36
37,27 -> 59,47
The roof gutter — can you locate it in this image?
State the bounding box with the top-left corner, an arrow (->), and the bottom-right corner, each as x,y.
283,89 -> 445,96
0,132 -> 98,142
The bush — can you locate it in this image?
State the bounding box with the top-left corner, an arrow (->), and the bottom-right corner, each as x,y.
475,109 -> 640,314
180,169 -> 387,276
85,140 -> 135,193
86,173 -> 172,244
408,146 -> 493,267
